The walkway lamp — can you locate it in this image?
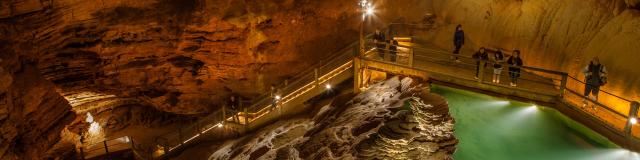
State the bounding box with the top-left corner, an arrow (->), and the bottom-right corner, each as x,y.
359,0 -> 375,56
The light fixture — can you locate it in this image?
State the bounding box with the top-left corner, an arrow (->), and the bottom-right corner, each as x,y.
359,0 -> 374,19
325,84 -> 332,90
366,6 -> 374,15
631,118 -> 637,125
216,123 -> 223,128
275,95 -> 281,100
359,0 -> 368,8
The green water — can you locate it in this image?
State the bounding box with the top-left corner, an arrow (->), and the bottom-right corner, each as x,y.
431,85 -> 640,160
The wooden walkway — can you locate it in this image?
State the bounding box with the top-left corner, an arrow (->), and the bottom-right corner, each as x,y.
108,24 -> 640,160
358,39 -> 640,151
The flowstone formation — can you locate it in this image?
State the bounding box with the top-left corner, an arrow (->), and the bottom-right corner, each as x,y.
204,77 -> 457,160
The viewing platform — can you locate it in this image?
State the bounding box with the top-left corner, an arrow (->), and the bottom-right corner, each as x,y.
83,23 -> 640,159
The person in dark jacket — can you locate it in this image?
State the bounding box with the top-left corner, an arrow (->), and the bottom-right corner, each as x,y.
389,40 -> 399,62
582,57 -> 607,108
373,29 -> 386,58
472,47 -> 489,79
227,95 -> 240,123
492,49 -> 505,83
507,50 -> 523,87
452,24 -> 465,62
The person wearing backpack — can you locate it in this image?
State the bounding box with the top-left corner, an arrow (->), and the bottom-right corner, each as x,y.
582,57 -> 607,108
492,49 -> 505,84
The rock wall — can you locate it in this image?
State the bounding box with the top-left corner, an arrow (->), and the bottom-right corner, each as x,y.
0,45 -> 76,159
0,0 -> 364,114
375,0 -> 640,108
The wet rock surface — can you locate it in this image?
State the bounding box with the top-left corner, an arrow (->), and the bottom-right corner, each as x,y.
203,77 -> 457,160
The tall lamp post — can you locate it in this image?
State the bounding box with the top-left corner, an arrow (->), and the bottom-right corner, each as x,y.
359,0 -> 374,56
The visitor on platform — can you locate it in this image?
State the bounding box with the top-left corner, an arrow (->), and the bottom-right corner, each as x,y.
452,24 -> 465,62
227,95 -> 240,123
582,57 -> 607,108
472,47 -> 489,79
373,28 -> 386,58
389,39 -> 399,62
492,48 -> 505,83
270,84 -> 279,111
507,50 -> 523,87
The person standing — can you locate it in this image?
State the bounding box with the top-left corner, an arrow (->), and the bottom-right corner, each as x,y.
227,95 -> 240,123
389,40 -> 399,62
373,29 -> 386,58
582,57 -> 607,108
452,24 -> 465,62
507,50 -> 523,87
270,84 -> 279,111
472,47 -> 489,79
492,49 -> 505,83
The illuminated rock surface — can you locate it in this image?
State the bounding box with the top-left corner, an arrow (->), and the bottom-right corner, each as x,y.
200,77 -> 457,160
376,0 -> 640,106
0,0 -> 363,114
0,49 -> 75,159
1,0 -> 639,158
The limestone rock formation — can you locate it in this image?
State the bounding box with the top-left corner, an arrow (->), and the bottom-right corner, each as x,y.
2,0 -> 639,158
203,77 -> 457,160
0,0 -> 363,115
3,0 -> 635,116
0,48 -> 76,159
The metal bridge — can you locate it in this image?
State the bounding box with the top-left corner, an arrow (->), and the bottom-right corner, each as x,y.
80,23 -> 640,159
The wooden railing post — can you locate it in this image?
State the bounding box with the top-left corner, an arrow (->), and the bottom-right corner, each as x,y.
354,58 -> 362,92
626,101 -> 640,137
559,73 -> 568,97
243,99 -> 248,132
409,46 -> 414,67
314,68 -> 319,86
222,106 -> 226,125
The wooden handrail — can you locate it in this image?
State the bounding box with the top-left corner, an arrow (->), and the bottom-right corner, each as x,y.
153,22 -> 638,158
